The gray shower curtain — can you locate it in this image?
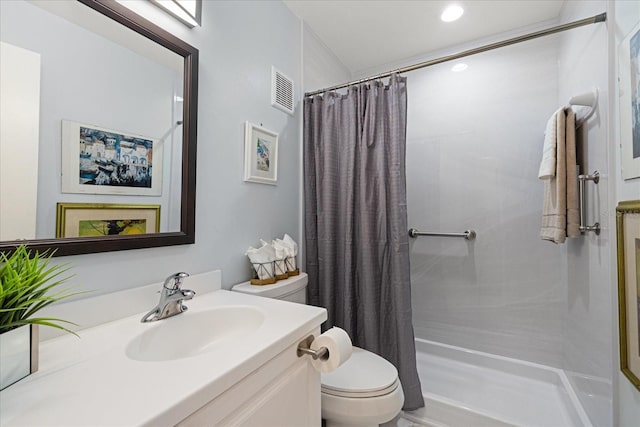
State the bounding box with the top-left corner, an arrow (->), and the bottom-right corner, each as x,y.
303,75 -> 423,410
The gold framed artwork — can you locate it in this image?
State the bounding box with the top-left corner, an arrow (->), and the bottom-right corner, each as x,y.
243,121 -> 278,185
56,203 -> 160,238
616,200 -> 640,391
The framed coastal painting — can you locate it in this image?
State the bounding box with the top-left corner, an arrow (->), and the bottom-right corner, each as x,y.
616,200 -> 640,391
243,122 -> 278,185
56,203 -> 160,238
61,120 -> 163,195
619,21 -> 640,180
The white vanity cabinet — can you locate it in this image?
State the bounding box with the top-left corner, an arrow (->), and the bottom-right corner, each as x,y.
0,274 -> 327,427
178,330 -> 321,426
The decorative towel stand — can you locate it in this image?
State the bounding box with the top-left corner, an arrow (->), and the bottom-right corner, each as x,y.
578,170 -> 600,235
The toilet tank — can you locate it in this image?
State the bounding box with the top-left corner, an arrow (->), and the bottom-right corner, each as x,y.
231,272 -> 308,304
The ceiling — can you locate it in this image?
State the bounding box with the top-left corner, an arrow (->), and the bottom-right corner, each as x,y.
283,0 -> 565,75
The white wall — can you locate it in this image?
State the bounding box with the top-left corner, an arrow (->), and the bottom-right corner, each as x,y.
302,23 -> 351,93
558,1 -> 613,425
610,1 -> 640,425
17,0 -> 303,297
0,42 -> 40,240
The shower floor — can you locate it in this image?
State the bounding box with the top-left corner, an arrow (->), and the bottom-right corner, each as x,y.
400,339 -> 591,427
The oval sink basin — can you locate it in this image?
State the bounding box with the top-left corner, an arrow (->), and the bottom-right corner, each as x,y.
126,306 -> 265,362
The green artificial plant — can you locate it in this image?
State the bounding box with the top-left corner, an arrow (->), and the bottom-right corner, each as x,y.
0,245 -> 79,335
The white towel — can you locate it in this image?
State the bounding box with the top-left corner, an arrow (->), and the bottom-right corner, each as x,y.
270,239 -> 287,275
540,107 -> 579,243
276,234 -> 298,270
538,108 -> 563,179
245,242 -> 276,280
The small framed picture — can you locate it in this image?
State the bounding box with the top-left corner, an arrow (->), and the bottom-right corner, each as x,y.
61,120 -> 163,196
244,122 -> 278,185
616,200 -> 640,391
56,203 -> 160,238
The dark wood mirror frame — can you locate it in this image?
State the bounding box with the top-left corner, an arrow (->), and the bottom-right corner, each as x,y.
0,0 -> 198,257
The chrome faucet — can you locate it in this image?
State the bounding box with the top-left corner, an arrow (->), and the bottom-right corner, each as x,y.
141,272 -> 195,323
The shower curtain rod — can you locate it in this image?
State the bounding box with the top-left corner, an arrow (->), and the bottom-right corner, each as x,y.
305,12 -> 606,97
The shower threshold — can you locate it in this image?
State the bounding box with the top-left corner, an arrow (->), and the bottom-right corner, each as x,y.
401,338 -> 592,427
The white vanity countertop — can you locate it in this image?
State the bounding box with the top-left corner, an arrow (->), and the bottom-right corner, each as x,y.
0,289 -> 326,426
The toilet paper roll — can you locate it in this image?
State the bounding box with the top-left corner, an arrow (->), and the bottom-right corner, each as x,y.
310,327 -> 353,373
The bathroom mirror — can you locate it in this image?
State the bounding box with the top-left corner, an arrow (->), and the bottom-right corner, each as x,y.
0,0 -> 198,256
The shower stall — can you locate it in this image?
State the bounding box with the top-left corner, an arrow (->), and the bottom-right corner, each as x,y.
403,3 -> 612,426
301,0 -> 614,424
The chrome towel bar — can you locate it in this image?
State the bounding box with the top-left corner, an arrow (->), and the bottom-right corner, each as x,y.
408,228 -> 477,240
578,170 -> 600,235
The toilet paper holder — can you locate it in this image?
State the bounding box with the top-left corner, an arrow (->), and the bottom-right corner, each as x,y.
297,335 -> 329,360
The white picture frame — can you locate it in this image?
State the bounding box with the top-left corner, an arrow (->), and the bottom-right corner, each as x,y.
619,21 -> 640,180
61,120 -> 163,196
243,122 -> 278,185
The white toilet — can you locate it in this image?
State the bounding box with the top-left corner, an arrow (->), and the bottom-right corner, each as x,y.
232,273 -> 404,427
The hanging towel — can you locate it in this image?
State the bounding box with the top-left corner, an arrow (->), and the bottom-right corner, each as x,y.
538,108 -> 562,179
565,109 -> 580,238
540,107 -> 579,243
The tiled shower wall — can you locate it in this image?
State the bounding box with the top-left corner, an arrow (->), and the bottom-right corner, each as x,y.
558,1 -> 612,425
406,2 -> 613,424
406,34 -> 566,368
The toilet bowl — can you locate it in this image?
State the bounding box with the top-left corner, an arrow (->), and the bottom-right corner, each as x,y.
232,273 -> 405,426
321,347 -> 404,427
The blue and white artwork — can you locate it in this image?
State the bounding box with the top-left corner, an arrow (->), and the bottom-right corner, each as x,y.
631,28 -> 640,159
79,126 -> 154,188
620,23 -> 640,180
256,138 -> 271,172
61,120 -> 163,196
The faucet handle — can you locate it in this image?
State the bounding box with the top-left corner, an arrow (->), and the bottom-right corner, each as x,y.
164,272 -> 190,290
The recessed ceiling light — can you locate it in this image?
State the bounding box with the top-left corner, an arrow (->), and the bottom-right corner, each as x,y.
451,63 -> 468,72
441,5 -> 464,22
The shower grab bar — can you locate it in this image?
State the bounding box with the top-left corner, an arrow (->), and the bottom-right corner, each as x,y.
408,228 -> 476,240
578,170 -> 600,235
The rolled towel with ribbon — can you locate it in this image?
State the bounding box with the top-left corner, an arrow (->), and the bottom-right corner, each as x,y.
245,242 -> 276,284
277,234 -> 299,273
270,239 -> 289,279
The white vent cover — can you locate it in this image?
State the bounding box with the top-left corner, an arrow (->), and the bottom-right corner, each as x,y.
271,66 -> 294,115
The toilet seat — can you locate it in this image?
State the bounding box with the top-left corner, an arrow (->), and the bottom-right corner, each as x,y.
321,347 -> 399,398
322,377 -> 400,398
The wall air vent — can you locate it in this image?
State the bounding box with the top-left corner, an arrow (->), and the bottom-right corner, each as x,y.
271,66 -> 294,115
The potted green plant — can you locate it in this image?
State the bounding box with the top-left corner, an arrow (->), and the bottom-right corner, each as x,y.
0,245 -> 78,390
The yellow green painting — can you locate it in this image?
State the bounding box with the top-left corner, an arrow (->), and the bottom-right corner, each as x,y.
636,238 -> 640,355
78,219 -> 146,236
636,238 -> 640,294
